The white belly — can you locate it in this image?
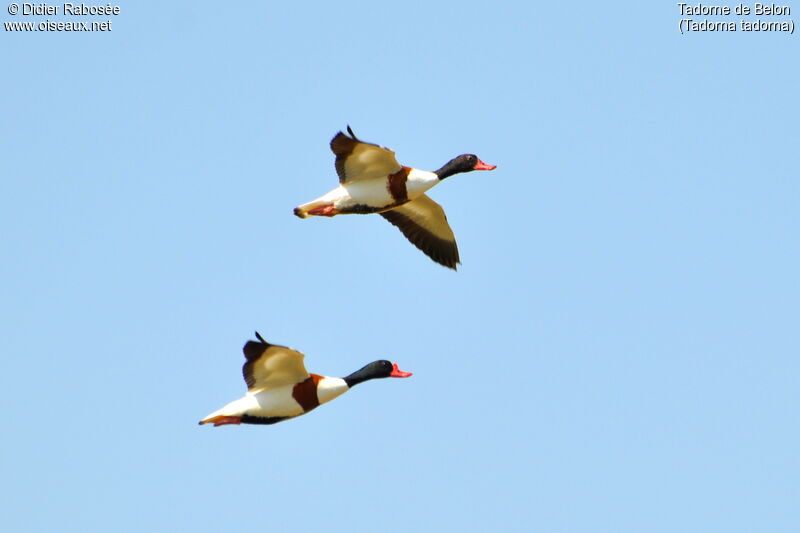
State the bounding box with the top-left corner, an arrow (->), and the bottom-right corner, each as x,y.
201,387 -> 304,421
339,180 -> 394,209
296,168 -> 441,217
245,387 -> 305,418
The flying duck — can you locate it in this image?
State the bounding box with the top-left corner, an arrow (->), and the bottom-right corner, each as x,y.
199,332 -> 412,426
293,127 -> 496,270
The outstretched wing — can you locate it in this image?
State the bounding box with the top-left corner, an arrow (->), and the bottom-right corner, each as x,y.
380,195 -> 460,270
330,126 -> 402,183
242,332 -> 310,391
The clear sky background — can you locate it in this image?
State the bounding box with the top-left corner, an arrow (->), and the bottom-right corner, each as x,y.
2,2 -> 798,532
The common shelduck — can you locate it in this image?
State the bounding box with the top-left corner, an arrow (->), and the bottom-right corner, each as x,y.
294,127 -> 496,270
199,332 -> 412,426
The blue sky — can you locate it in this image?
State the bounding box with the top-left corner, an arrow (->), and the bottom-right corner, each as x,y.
2,2 -> 798,532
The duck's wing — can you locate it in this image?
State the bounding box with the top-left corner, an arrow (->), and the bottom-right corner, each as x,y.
380,194 -> 460,270
330,126 -> 402,183
242,332 -> 310,392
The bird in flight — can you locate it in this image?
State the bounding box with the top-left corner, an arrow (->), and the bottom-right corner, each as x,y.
199,332 -> 412,427
294,127 -> 496,269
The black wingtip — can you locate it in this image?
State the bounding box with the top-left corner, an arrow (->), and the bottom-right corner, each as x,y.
346,125 -> 357,140
255,331 -> 266,344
